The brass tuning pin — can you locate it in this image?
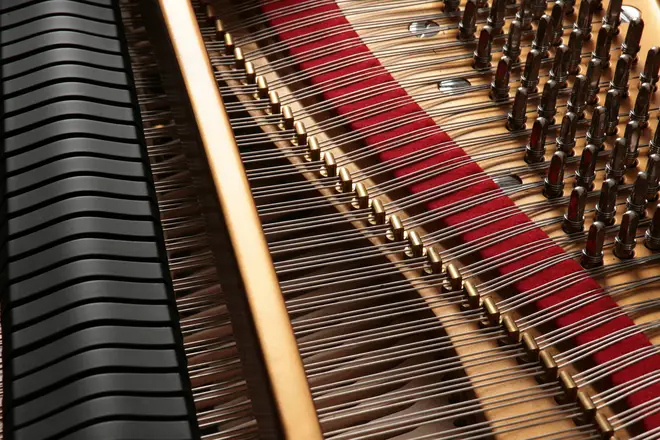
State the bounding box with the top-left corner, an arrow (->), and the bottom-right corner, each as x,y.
544,151 -> 567,198
602,0 -> 623,33
503,19 -> 522,62
556,112 -> 578,156
567,74 -> 587,118
646,154 -> 660,201
516,0 -> 533,30
592,24 -> 614,68
645,205 -> 660,249
604,89 -> 622,136
567,29 -> 584,75
532,15 -> 552,57
585,58 -> 603,105
490,56 -> 512,101
524,117 -> 549,163
549,45 -> 570,88
605,138 -> 627,183
563,186 -> 588,233
627,172 -> 649,218
581,221 -> 606,268
630,82 -> 652,127
614,211 -> 639,259
624,120 -> 641,168
537,79 -> 559,123
585,106 -> 607,150
575,144 -> 598,190
595,178 -> 619,225
652,120 -> 660,156
574,0 -> 594,38
507,87 -> 529,131
609,54 -> 632,98
549,1 -> 565,46
487,0 -> 506,34
473,25 -> 493,70
458,0 -> 478,41
622,17 -> 644,62
521,49 -> 542,92
640,46 -> 660,89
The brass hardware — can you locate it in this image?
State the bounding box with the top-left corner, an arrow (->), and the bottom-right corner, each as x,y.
322,151 -> 337,177
256,76 -> 269,100
463,280 -> 480,309
557,371 -> 578,402
338,167 -> 353,193
501,314 -> 520,343
407,230 -> 424,258
307,136 -> 320,162
577,391 -> 597,422
538,350 -> 558,382
594,412 -> 614,439
224,33 -> 234,56
214,18 -> 225,39
234,47 -> 245,70
205,4 -> 217,20
245,62 -> 256,84
370,199 -> 386,225
426,247 -> 443,274
444,263 -> 463,293
482,297 -> 500,326
269,91 -> 281,114
294,121 -> 308,146
521,332 -> 539,361
388,214 -> 405,241
354,182 -> 369,209
281,105 -> 294,130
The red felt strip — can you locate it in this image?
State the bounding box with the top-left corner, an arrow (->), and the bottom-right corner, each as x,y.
260,0 -> 660,430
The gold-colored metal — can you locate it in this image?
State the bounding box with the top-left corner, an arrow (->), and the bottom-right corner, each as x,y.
407,230 -> 424,258
482,297 -> 501,326
595,412 -> 614,438
444,263 -> 463,292
354,182 -> 369,209
256,76 -> 269,99
521,332 -> 540,361
281,105 -> 294,130
245,61 -> 256,84
388,214 -> 405,241
463,280 -> 480,308
153,2 -> 323,438
223,32 -> 234,56
323,151 -> 337,177
577,391 -> 597,421
370,198 -> 386,224
338,167 -> 352,193
501,314 -> 520,343
539,350 -> 558,381
558,371 -> 578,402
214,18 -> 224,39
426,246 -> 443,273
294,121 -> 307,146
307,135 -> 320,161
268,91 -> 281,115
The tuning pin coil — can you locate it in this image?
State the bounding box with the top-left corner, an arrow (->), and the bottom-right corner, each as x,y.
624,120 -> 641,168
507,87 -> 529,131
627,171 -> 649,218
525,117 -> 549,163
556,112 -> 578,156
595,178 -> 619,225
610,54 -> 632,98
567,29 -> 584,74
604,89 -> 622,136
592,24 -> 614,68
563,186 -> 588,233
630,82 -> 652,127
567,75 -> 588,118
521,49 -> 542,92
575,144 -> 598,190
622,17 -> 644,62
603,0 -> 623,33
640,47 -> 660,89
550,45 -> 570,88
490,56 -> 512,101
585,106 -> 606,150
487,0 -> 506,33
458,0 -> 478,40
575,0 -> 594,39
646,154 -> 660,200
605,138 -> 627,183
473,26 -> 493,70
585,58 -> 603,105
503,20 -> 522,61
614,210 -> 639,259
581,221 -> 606,268
644,205 -> 660,249
537,80 -> 559,123
532,15 -> 552,57
544,151 -> 567,198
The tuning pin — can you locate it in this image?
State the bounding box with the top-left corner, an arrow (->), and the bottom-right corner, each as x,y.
596,178 -> 619,225
564,0 -> 576,14
627,171 -> 649,218
609,54 -> 632,98
640,47 -> 660,89
550,45 -> 570,88
550,2 -> 566,46
516,0 -> 534,30
490,56 -> 512,101
585,58 -> 603,105
614,210 -> 639,259
556,112 -> 578,155
544,151 -> 567,198
445,0 -> 461,13
646,154 -> 660,201
525,117 -> 549,163
563,186 -> 588,233
507,87 -> 529,130
567,75 -> 587,118
473,26 -> 493,70
603,0 -> 623,33
575,0 -> 594,38
605,138 -> 627,183
581,221 -> 606,268
521,49 -> 542,92
532,15 -> 552,57
604,89 -> 622,136
224,33 -> 235,56
592,24 -> 614,68
458,0 -> 478,40
651,120 -> 660,156
532,0 -> 548,20
503,19 -> 522,62
630,82 -> 651,127
575,144 -> 598,190
487,0 -> 506,33
537,80 -> 559,123
214,19 -> 225,39
644,205 -> 660,249
585,106 -> 606,150
621,17 -> 644,63
567,29 -> 585,74
624,120 -> 641,168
